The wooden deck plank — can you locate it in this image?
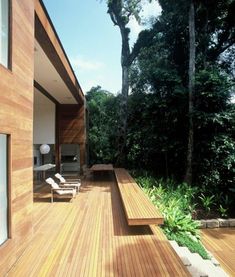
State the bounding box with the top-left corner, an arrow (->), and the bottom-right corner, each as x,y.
90,164 -> 114,171
6,174 -> 189,276
201,228 -> 235,276
114,168 -> 164,225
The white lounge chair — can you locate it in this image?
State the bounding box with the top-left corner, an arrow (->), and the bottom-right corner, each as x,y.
54,173 -> 81,192
45,178 -> 76,203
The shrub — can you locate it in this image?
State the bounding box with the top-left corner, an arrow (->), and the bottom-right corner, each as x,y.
198,193 -> 215,214
161,203 -> 200,238
166,232 -> 210,260
135,175 -> 200,236
134,173 -> 210,259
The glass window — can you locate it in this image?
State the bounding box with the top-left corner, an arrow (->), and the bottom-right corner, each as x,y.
0,0 -> 9,68
0,134 -> 8,245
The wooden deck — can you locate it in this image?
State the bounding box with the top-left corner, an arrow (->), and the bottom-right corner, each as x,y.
115,168 -> 164,226
201,228 -> 235,276
6,174 -> 189,276
90,164 -> 114,171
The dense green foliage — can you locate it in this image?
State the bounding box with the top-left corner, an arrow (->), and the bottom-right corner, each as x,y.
86,86 -> 119,165
134,174 -> 200,236
128,0 -> 235,191
133,172 -> 209,259
87,1 -> 235,215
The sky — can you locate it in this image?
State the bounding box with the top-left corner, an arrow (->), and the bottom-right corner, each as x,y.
43,0 -> 161,94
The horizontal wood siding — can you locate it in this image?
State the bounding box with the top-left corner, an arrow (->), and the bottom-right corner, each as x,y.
58,104 -> 86,144
0,0 -> 34,275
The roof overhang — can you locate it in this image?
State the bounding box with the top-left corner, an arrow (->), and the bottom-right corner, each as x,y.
34,0 -> 84,105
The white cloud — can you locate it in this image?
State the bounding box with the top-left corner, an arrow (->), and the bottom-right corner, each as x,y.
128,18 -> 143,37
70,54 -> 121,94
128,1 -> 162,44
69,2 -> 162,94
70,56 -> 105,71
80,73 -> 121,95
141,1 -> 162,20
72,66 -> 121,94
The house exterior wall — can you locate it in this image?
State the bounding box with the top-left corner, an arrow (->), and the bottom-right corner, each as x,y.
0,0 -> 35,274
33,91 -> 56,144
56,104 -> 86,171
0,1 -> 86,274
58,105 -> 86,145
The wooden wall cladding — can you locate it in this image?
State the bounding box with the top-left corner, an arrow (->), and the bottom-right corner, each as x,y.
0,0 -> 34,275
58,104 -> 86,144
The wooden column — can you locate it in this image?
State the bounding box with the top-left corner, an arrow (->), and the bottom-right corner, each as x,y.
79,143 -> 86,170
55,104 -> 61,173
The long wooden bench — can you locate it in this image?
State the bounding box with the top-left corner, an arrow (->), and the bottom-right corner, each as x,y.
114,168 -> 164,226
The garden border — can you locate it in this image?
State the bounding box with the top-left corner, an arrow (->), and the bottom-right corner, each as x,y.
199,218 -> 235,229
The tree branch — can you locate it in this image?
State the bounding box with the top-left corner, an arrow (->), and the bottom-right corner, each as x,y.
108,9 -> 118,25
129,29 -> 156,64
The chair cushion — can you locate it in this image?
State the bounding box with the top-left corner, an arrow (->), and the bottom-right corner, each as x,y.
51,182 -> 60,189
46,177 -> 60,189
60,176 -> 66,182
62,183 -> 81,188
56,189 -> 76,196
55,173 -> 66,183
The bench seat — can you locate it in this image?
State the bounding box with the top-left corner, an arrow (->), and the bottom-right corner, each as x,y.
114,168 -> 164,226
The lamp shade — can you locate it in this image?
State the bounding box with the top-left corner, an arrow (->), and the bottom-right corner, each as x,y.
40,144 -> 50,154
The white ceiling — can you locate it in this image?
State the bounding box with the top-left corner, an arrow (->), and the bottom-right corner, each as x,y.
34,39 -> 77,104
34,87 -> 54,105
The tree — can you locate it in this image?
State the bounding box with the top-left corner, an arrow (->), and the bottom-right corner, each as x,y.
106,0 -> 154,164
85,2 -> 235,211
185,0 -> 196,184
86,86 -> 119,164
129,0 -> 235,187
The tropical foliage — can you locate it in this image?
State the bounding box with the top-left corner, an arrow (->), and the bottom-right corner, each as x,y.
133,172 -> 209,259
87,1 -> 235,257
87,1 -> 235,213
86,86 -> 119,165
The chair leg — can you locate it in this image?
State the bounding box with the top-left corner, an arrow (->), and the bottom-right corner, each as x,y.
51,189 -> 53,203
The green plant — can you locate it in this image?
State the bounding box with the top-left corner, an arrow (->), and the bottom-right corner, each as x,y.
135,175 -> 158,190
199,193 -> 215,213
136,176 -> 200,237
135,174 -> 212,258
162,205 -> 200,237
218,205 -> 228,218
221,194 -> 232,207
166,232 -> 210,260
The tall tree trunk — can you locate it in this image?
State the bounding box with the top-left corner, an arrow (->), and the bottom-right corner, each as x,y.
106,1 -> 154,165
117,64 -> 129,164
185,0 -> 195,184
116,26 -> 131,165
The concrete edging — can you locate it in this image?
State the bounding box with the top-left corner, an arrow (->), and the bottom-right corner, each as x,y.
169,240 -> 228,276
198,218 -> 235,229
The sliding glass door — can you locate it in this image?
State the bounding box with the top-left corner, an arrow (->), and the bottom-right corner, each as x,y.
0,134 -> 8,245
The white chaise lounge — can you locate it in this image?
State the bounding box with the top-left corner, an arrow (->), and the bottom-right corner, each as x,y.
45,178 -> 76,203
54,173 -> 81,192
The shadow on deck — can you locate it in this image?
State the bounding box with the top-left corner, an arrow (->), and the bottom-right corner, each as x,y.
7,173 -> 189,276
202,228 -> 235,276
